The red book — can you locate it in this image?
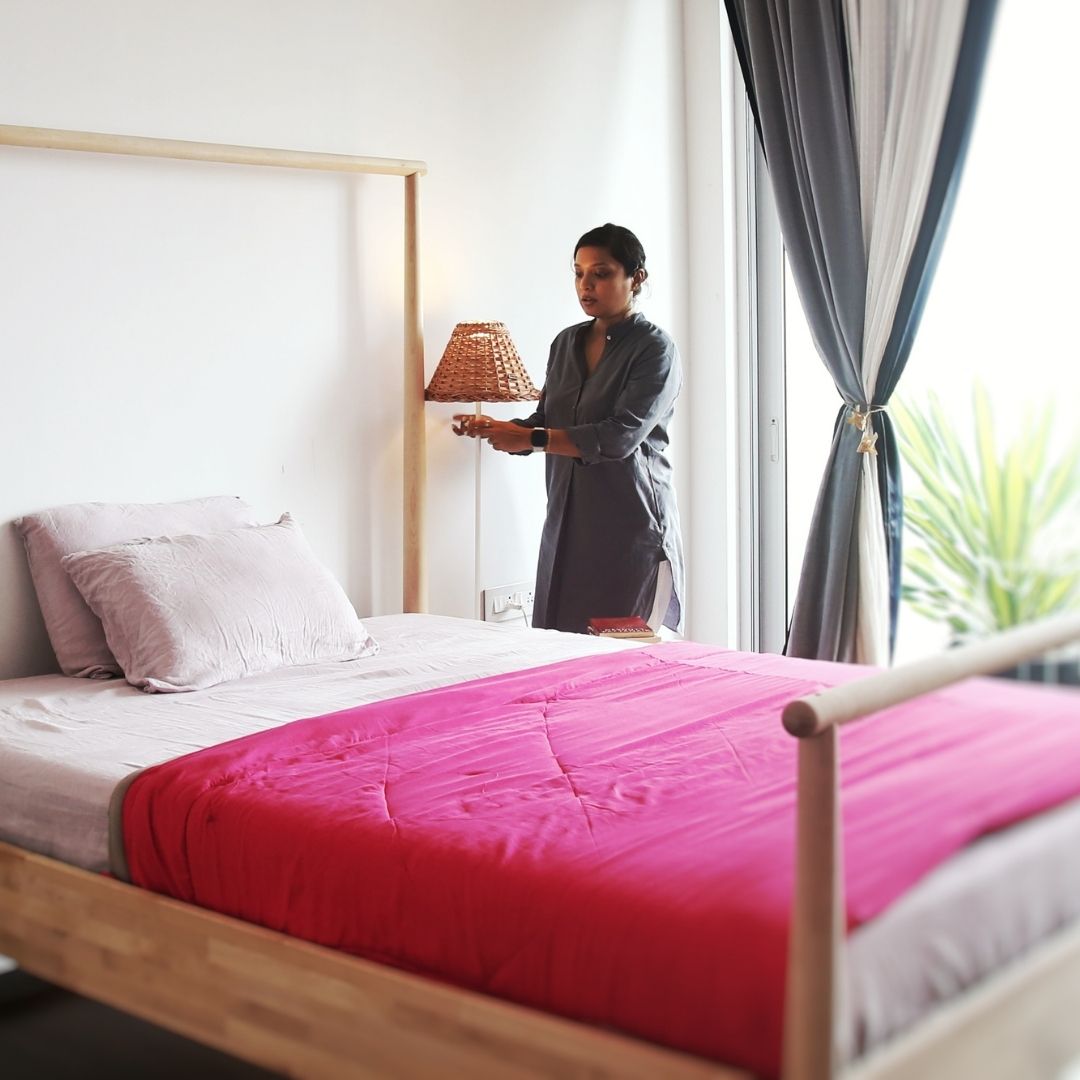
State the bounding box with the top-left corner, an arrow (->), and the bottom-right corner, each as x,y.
587,616 -> 659,640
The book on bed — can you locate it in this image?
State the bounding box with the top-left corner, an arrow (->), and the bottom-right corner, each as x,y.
586,616 -> 660,642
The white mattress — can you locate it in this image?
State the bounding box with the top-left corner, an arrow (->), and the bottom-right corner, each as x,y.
2,612 -> 1078,1059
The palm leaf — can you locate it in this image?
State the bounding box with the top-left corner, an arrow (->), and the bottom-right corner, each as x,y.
999,443 -> 1029,563
1032,441 -> 1080,530
972,385 -> 1006,560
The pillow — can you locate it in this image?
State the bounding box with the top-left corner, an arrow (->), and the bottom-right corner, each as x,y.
15,496 -> 258,677
61,514 -> 377,693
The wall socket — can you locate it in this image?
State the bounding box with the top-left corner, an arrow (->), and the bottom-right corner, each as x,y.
482,581 -> 535,623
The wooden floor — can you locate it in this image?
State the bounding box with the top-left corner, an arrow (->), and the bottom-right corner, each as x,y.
0,969 -> 282,1079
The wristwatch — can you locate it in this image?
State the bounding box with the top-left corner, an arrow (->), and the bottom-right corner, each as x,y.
530,428 -> 550,450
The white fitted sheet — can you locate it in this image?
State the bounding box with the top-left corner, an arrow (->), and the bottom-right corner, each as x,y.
1,612 -> 1078,1058
0,614 -> 633,873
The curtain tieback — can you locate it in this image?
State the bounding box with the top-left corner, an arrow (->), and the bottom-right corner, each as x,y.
845,404 -> 885,455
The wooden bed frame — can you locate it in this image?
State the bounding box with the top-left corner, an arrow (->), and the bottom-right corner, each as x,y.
2,125 -> 1080,1079
3,614 -> 1078,1080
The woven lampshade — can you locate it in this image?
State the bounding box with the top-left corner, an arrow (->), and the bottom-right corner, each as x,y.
425,321 -> 539,403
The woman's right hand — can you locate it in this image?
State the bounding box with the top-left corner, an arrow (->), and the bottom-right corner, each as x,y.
452,415 -> 535,454
452,414 -> 493,437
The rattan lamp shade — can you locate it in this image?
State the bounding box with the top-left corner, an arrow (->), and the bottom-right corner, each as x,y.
425,322 -> 539,403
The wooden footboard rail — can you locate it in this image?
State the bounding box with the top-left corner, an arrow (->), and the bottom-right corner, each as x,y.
0,840 -> 734,1079
779,612 -> 1080,1080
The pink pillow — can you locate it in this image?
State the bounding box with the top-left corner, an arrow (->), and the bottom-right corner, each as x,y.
61,514 -> 377,693
15,496 -> 258,677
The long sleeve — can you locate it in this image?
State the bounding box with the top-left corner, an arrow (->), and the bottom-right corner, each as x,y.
564,336 -> 680,464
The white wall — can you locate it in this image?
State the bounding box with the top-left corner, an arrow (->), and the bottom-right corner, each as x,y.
0,0 -> 690,678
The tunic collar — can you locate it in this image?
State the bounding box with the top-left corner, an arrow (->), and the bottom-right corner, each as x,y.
589,310 -> 644,344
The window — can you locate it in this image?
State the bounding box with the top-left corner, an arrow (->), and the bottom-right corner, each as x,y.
782,0 -> 1080,660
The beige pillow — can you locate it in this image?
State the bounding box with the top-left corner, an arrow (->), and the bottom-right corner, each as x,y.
15,496 -> 257,677
61,514 -> 377,693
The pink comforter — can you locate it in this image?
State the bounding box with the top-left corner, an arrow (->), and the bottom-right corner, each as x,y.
120,643 -> 1080,1077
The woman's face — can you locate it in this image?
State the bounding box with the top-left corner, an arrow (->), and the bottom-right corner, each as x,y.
574,246 -> 636,321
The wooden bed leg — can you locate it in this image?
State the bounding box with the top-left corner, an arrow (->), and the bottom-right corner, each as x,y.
403,170 -> 427,613
783,727 -> 844,1080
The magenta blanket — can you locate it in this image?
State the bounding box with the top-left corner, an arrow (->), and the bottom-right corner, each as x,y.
121,643 -> 1080,1077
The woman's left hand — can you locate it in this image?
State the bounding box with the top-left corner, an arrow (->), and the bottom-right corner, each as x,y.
482,420 -> 534,453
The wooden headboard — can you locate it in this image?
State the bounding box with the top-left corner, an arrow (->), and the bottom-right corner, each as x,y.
0,124 -> 429,677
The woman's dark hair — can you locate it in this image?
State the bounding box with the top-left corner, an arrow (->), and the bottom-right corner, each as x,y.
574,223 -> 649,295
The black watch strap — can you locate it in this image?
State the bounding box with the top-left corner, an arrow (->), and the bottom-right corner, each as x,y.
530,427 -> 550,449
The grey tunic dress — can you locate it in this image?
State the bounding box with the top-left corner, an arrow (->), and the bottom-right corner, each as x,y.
519,312 -> 684,634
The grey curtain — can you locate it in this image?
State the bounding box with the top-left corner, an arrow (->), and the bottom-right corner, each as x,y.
724,0 -> 999,661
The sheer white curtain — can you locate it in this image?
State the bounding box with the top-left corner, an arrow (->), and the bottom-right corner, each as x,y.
845,0 -> 968,663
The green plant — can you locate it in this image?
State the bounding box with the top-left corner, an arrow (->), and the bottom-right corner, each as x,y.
892,385 -> 1080,641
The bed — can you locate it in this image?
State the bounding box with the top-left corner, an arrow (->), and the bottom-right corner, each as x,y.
3,123 -> 1080,1080
3,610 -> 1080,1079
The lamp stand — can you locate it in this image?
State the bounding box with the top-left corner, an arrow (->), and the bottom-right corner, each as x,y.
474,401 -> 483,620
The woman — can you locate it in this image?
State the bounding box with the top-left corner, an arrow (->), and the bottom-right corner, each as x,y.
454,223 -> 684,635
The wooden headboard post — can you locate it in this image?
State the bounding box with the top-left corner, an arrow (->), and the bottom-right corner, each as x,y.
402,171 -> 427,613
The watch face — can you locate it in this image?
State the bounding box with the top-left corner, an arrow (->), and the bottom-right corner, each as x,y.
530,428 -> 549,448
